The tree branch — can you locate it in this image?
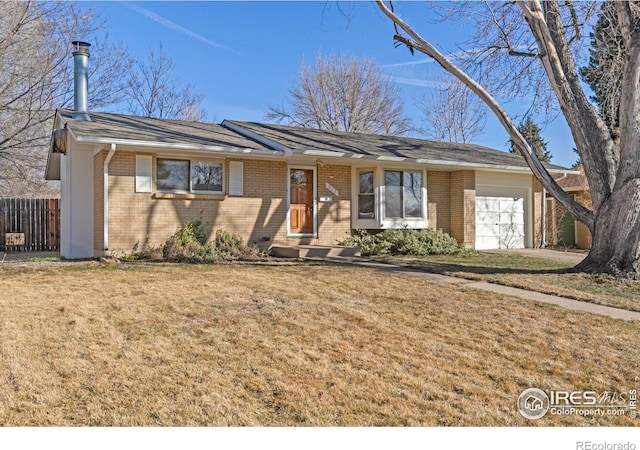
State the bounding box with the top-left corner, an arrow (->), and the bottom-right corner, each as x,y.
377,0 -> 594,230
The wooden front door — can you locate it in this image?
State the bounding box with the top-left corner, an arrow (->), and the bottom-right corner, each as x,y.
289,168 -> 314,234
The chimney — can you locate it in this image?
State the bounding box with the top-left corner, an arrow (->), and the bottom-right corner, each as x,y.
71,40 -> 91,121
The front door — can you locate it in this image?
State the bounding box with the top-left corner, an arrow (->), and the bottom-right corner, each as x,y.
289,168 -> 314,234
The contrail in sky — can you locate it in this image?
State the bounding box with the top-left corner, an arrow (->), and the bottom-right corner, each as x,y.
381,59 -> 435,69
387,76 -> 446,88
124,3 -> 242,55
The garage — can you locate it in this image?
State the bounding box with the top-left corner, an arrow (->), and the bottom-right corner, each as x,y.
475,186 -> 527,250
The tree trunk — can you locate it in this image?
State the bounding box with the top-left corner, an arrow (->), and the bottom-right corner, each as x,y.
576,177 -> 640,277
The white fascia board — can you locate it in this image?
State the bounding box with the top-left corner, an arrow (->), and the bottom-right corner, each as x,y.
311,149 -> 577,174
71,135 -> 283,157
297,147 -> 578,174
413,158 -> 575,174
298,149 -> 346,157
375,155 -> 406,162
221,120 -> 293,156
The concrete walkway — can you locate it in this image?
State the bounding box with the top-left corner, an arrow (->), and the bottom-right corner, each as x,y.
346,259 -> 640,322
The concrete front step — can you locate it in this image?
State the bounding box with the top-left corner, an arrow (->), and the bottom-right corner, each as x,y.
270,245 -> 361,259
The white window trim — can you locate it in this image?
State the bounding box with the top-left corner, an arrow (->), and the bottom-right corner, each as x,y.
357,169 -> 376,220
155,157 -> 225,195
286,165 -> 317,238
353,167 -> 378,229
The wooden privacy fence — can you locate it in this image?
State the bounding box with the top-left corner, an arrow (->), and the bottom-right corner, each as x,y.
0,198 -> 60,252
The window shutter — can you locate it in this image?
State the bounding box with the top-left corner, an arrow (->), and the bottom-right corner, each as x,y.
135,155 -> 152,193
229,161 -> 243,196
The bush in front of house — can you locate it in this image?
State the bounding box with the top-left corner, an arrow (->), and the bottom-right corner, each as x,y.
339,228 -> 465,257
127,221 -> 265,263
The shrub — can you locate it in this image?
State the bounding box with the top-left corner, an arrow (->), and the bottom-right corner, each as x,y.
339,228 -> 465,256
339,229 -> 392,256
128,221 -> 264,263
177,220 -> 207,246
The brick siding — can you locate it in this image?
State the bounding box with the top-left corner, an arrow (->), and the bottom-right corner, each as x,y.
426,171 -> 452,236
102,153 -> 351,254
449,170 -> 476,248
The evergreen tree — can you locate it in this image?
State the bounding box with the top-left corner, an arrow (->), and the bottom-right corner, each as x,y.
509,117 -> 551,163
580,2 -> 640,137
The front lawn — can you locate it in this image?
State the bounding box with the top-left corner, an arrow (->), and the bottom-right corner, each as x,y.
0,262 -> 638,426
378,252 -> 640,312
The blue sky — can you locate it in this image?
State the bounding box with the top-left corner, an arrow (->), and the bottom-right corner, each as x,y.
84,1 -> 578,168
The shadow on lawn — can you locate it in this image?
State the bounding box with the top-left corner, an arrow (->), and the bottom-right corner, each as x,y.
302,257 -> 573,277
379,259 -> 574,276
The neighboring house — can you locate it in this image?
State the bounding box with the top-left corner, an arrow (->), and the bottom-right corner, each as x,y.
45,41 -> 575,259
45,109 -> 574,259
546,165 -> 592,249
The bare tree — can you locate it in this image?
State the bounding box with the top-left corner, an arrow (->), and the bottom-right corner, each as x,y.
0,1 -> 131,196
125,45 -> 207,122
376,1 -> 640,277
420,75 -> 486,143
267,52 -> 409,135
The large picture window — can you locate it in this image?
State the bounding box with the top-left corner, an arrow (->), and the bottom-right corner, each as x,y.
384,170 -> 422,219
157,158 -> 223,193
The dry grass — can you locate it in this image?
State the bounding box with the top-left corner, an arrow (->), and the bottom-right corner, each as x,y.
0,261 -> 638,426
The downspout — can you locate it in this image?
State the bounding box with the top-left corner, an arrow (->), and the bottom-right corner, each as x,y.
103,143 -> 116,252
541,188 -> 546,248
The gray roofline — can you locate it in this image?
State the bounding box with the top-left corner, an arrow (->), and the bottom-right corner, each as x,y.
221,119 -> 292,156
288,147 -> 576,174
60,113 -> 283,157
224,120 -> 576,174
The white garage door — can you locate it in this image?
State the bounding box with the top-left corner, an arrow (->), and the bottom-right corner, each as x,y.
476,188 -> 526,250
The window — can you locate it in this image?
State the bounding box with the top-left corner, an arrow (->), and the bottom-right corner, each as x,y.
157,159 -> 189,191
384,170 -> 423,219
156,158 -> 223,193
358,170 -> 375,219
191,161 -> 223,193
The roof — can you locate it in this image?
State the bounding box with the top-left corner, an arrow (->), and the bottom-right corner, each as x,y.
223,120 -> 571,173
554,164 -> 589,191
47,110 -> 574,180
56,110 -> 275,153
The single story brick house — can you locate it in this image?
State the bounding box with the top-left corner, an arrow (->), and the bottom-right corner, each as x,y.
45,109 -> 573,259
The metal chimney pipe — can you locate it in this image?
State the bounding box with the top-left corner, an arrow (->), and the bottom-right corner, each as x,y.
71,40 -> 91,121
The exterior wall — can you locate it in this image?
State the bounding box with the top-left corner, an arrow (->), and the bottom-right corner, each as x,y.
574,190 -> 592,249
532,176 -> 543,248
546,190 -> 592,249
426,171 -> 451,235
96,148 -> 547,254
450,170 -> 476,248
104,154 -> 351,254
315,164 -> 352,244
60,145 -> 94,258
94,150 -> 104,255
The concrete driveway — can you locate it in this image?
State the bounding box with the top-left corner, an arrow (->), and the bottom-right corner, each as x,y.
481,248 -> 587,264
